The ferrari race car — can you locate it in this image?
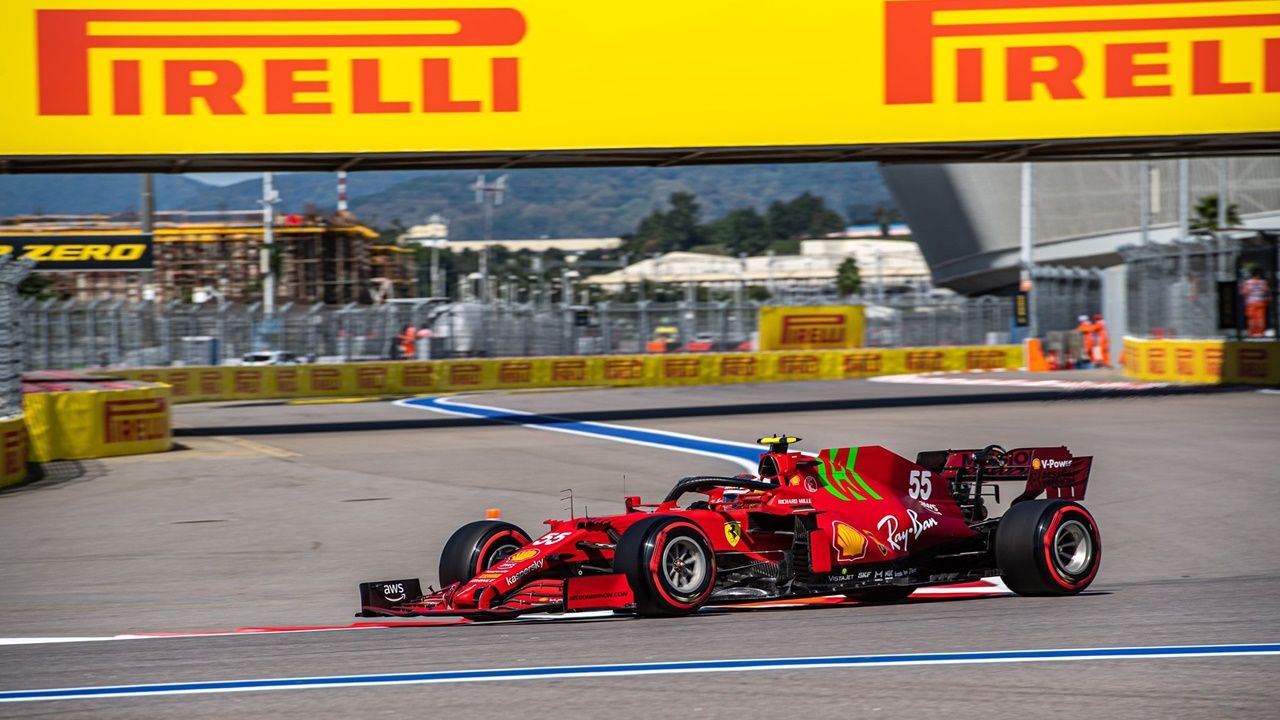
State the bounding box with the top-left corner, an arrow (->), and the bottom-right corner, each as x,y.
359,437 -> 1101,619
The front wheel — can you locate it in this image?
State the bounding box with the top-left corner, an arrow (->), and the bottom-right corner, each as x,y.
614,516 -> 716,617
996,499 -> 1101,596
438,520 -> 532,587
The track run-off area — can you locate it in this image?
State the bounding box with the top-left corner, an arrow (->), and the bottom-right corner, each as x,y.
1,372 -> 1277,718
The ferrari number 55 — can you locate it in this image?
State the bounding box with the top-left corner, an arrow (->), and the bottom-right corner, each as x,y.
358,436 -> 1100,619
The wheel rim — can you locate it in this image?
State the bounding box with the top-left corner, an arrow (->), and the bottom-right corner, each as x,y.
486,542 -> 520,568
1053,519 -> 1093,575
660,537 -> 706,595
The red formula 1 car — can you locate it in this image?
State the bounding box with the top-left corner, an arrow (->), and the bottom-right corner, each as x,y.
358,437 -> 1101,619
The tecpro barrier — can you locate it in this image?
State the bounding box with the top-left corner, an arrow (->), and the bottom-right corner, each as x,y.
1122,337 -> 1280,386
0,415 -> 27,488
112,347 -> 1025,404
23,384 -> 171,462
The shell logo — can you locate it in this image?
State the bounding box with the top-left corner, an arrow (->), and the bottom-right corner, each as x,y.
509,549 -> 539,563
1032,458 -> 1042,470
832,521 -> 869,563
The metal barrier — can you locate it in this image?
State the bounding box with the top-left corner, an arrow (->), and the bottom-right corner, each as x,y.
1122,233 -> 1277,339
1,256 -> 35,415
19,292 -> 1025,370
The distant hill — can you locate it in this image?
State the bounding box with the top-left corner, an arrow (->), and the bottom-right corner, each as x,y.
0,164 -> 892,239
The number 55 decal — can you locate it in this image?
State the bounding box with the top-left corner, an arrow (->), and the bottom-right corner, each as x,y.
908,470 -> 932,500
532,532 -> 571,546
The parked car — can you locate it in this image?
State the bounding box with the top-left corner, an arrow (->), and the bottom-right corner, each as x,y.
239,351 -> 299,366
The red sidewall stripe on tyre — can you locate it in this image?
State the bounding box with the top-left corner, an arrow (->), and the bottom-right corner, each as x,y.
1042,506 -> 1100,591
647,523 -> 714,610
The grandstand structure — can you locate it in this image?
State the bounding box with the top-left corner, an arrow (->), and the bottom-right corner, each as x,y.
886,156 -> 1280,295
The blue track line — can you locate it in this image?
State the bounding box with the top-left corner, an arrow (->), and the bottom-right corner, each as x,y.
3,644 -> 1277,702
399,396 -> 763,470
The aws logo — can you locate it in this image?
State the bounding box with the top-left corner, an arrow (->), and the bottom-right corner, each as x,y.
885,0 -> 1280,105
35,8 -> 526,117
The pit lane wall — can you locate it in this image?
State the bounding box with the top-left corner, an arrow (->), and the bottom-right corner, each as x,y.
0,415 -> 27,489
22,384 -> 171,462
111,346 -> 1025,403
1122,337 -> 1280,385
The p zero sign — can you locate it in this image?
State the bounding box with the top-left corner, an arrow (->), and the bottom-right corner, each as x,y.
0,235 -> 153,270
1,0 -> 1277,167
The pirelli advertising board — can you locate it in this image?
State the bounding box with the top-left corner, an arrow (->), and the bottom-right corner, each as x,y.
1,0 -> 1277,166
758,306 -> 866,351
0,235 -> 153,270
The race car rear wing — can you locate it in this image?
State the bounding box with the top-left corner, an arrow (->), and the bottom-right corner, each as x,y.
916,446 -> 1092,507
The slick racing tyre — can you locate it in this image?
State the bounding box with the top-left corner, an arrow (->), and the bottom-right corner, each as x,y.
996,499 -> 1101,596
615,516 -> 716,617
438,520 -> 532,587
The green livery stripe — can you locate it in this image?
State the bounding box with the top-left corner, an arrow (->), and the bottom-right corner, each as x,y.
845,447 -> 883,500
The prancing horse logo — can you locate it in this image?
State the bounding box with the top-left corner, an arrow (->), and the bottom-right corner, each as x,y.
724,521 -> 743,548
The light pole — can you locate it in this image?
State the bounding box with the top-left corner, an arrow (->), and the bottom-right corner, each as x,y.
472,174 -> 508,304
260,173 -> 280,317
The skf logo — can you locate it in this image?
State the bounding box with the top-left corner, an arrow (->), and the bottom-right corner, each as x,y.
36,8 -> 526,117
885,0 -> 1280,105
103,398 -> 168,444
780,314 -> 847,347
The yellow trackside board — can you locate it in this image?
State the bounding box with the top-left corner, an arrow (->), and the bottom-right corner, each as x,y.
2,0 -> 1277,158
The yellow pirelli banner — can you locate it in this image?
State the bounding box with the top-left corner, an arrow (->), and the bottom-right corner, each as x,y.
23,385 -> 172,462
0,415 -> 28,489
111,346 -> 1024,403
759,306 -> 866,351
3,1 -> 1277,162
1123,337 -> 1280,385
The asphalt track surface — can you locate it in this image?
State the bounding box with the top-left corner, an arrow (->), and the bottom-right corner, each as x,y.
1,373 -> 1278,718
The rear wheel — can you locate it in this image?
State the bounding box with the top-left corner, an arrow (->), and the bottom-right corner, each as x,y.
996,499 -> 1101,596
438,520 -> 532,587
615,516 -> 716,617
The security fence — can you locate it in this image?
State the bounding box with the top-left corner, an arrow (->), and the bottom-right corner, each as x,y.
1122,232 -> 1278,339
1,257 -> 35,416
18,291 -> 1028,370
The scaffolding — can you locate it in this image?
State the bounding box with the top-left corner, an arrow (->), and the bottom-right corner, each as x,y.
0,212 -> 416,305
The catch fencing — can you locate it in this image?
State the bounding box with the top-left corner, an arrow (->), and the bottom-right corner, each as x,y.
19,292 -> 1026,370
1122,232 -> 1277,339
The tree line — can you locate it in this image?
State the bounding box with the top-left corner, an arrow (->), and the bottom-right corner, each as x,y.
627,191 -> 894,256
